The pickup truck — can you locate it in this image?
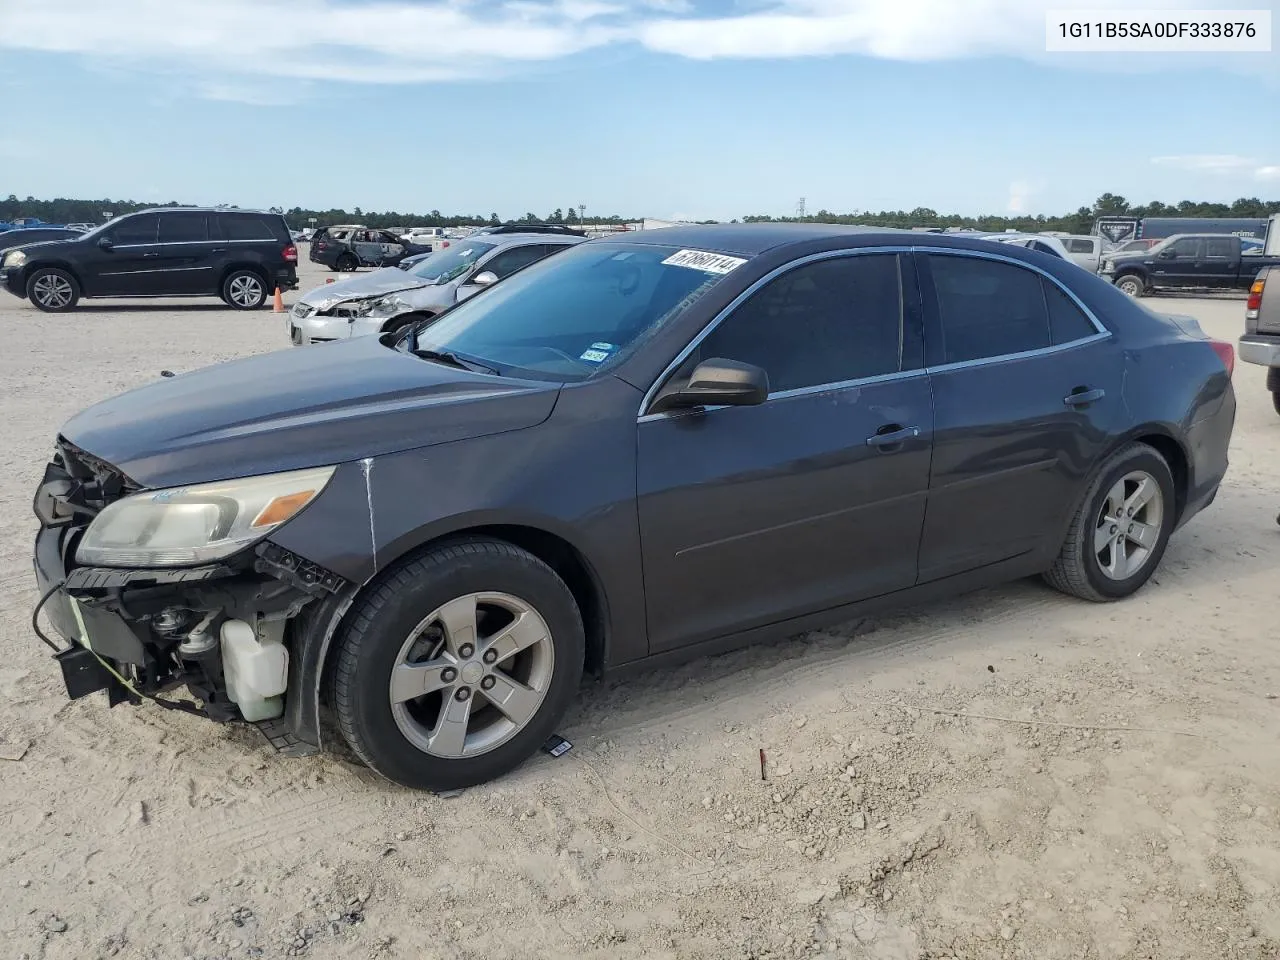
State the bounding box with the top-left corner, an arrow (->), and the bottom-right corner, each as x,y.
1239,266 -> 1280,414
1101,233 -> 1280,297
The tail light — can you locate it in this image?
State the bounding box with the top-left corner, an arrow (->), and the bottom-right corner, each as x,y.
1208,339 -> 1235,377
282,244 -> 298,263
1246,277 -> 1264,320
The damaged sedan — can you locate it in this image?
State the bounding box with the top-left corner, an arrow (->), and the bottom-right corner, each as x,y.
32,225 -> 1235,792
288,231 -> 583,345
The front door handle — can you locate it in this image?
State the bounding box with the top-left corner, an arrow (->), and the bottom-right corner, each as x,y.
1064,387 -> 1105,407
866,425 -> 920,449
142,252 -> 160,258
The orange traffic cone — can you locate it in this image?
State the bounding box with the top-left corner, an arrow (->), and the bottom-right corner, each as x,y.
272,287 -> 284,313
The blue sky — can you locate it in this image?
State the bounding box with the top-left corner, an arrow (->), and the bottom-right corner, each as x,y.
0,0 -> 1276,220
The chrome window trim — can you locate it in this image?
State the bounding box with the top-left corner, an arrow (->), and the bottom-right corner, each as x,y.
920,246 -> 1109,336
636,244 -> 1113,423
637,245 -> 913,420
106,240 -> 286,249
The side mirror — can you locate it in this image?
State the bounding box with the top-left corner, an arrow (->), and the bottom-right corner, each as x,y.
470,270 -> 498,287
1157,249 -> 1175,259
651,359 -> 769,414
97,236 -> 113,250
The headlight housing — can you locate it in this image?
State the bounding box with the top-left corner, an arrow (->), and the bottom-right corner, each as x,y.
3,250 -> 27,267
366,294 -> 411,317
76,465 -> 335,567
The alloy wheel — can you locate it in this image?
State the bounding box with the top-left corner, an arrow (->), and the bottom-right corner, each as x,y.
1094,470 -> 1163,580
32,274 -> 74,309
388,592 -> 555,759
228,274 -> 264,307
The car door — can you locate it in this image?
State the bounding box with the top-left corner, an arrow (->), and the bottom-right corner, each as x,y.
1150,237 -> 1203,287
85,213 -> 162,295
636,251 -> 935,653
1200,236 -> 1239,288
153,211 -> 217,294
457,243 -> 562,302
914,250 -> 1124,582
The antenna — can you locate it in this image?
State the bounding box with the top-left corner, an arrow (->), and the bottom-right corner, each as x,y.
578,205 -> 586,224
796,197 -> 807,219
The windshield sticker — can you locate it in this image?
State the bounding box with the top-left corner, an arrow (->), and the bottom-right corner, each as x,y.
661,249 -> 748,275
580,348 -> 611,363
590,342 -> 616,351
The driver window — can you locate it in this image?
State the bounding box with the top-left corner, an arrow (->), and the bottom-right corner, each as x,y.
1167,238 -> 1201,258
480,244 -> 556,281
680,254 -> 908,394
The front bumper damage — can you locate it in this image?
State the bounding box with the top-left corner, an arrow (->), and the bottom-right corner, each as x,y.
32,438 -> 355,756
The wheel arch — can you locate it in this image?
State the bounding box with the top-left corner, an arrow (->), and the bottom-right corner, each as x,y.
1102,425 -> 1191,523
22,259 -> 85,290
298,517 -> 612,750
219,261 -> 270,290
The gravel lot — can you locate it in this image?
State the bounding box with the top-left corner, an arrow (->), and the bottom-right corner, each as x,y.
1,262 -> 1278,960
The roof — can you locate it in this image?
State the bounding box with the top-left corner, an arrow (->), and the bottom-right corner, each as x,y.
127,206 -> 284,217
470,231 -> 586,247
611,223 -> 906,257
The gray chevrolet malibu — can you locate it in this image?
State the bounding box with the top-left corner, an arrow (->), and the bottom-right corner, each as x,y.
32,224 -> 1235,791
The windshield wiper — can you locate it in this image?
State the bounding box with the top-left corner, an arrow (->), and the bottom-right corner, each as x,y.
412,347 -> 499,376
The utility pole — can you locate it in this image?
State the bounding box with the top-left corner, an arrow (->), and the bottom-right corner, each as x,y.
796,197 -> 807,219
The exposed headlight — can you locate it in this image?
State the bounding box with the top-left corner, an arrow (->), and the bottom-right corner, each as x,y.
76,465 -> 336,567
3,250 -> 27,267
362,294 -> 412,317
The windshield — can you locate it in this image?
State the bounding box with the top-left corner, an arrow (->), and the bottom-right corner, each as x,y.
403,241 -> 745,382
407,241 -> 497,283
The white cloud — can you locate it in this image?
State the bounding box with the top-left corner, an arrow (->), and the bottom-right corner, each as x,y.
1151,155 -> 1280,181
1006,179 -> 1035,215
1151,154 -> 1257,173
0,0 -> 1267,86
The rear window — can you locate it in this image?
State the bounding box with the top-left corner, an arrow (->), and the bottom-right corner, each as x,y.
219,214 -> 279,242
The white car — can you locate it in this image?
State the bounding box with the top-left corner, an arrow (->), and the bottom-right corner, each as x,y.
287,232 -> 584,345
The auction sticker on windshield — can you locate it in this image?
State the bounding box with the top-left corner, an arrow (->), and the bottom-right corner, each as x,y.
662,249 -> 748,274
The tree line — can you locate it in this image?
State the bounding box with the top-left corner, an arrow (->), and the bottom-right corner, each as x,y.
0,196 -> 635,229
3,193 -> 1278,232
744,193 -> 1280,234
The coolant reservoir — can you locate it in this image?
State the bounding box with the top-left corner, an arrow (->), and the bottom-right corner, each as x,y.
221,619 -> 288,722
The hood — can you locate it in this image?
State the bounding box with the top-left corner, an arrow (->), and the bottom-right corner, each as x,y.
60,335 -> 561,488
0,236 -> 82,256
298,268 -> 429,312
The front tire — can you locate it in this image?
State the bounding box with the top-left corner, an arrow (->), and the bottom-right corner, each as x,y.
26,267 -> 80,312
222,269 -> 267,309
1271,390 -> 1280,417
1043,442 -> 1176,602
382,312 -> 433,336
332,539 -> 585,791
1114,273 -> 1147,298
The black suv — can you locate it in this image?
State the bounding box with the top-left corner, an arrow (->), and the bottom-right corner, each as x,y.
0,208 -> 299,312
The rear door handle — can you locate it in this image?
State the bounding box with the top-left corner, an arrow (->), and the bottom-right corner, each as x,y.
142,252 -> 160,258
1064,388 -> 1105,406
866,425 -> 920,448
210,247 -> 226,253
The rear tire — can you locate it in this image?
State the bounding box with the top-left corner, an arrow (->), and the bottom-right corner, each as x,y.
1271,390 -> 1280,417
332,538 -> 585,791
336,254 -> 358,272
1043,442 -> 1176,602
221,269 -> 267,309
26,267 -> 80,312
1114,273 -> 1147,298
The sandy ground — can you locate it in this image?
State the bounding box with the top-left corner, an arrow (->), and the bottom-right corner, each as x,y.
1,261 -> 1278,960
